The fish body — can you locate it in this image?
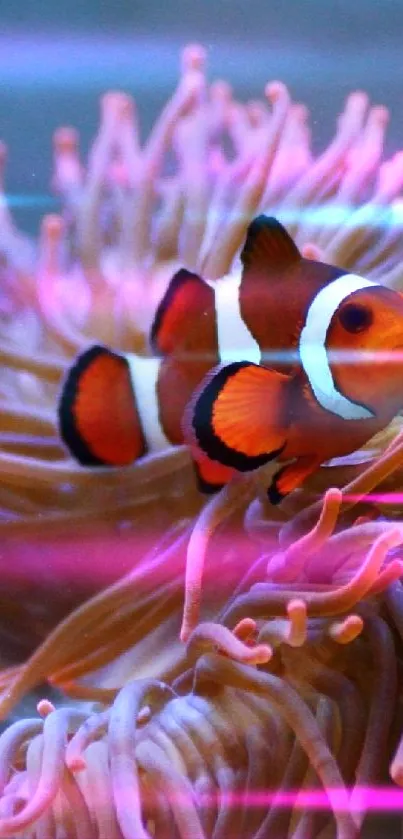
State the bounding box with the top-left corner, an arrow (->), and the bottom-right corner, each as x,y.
58,215 -> 403,502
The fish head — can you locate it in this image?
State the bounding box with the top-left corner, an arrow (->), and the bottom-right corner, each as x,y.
326,284 -> 403,418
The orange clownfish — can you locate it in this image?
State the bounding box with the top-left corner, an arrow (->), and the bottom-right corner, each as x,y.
58,215 -> 403,503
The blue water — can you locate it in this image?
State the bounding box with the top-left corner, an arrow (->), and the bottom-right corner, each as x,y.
1,0 -> 403,234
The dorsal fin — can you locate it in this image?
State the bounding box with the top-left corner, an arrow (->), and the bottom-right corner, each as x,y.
150,268 -> 212,355
241,215 -> 301,273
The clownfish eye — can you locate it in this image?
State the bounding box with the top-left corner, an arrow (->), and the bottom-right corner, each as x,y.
338,302 -> 373,333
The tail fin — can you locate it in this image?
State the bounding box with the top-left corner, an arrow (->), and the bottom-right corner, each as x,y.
58,344 -> 145,467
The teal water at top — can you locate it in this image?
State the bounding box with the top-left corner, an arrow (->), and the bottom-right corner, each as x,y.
1,0 -> 402,234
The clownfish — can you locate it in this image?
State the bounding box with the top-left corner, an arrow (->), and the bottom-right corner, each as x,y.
58,215 -> 403,503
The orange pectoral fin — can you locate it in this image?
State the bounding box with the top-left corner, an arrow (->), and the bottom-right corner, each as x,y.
58,345 -> 145,467
184,361 -> 288,473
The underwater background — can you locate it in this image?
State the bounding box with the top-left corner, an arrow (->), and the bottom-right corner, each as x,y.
2,0 -> 403,234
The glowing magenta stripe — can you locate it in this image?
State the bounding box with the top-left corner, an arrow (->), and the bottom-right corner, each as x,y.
189,786 -> 403,812
344,493 -> 403,504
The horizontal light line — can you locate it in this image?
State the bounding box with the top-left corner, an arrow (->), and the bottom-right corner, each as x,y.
141,785 -> 403,813
3,194 -> 57,208
4,194 -> 402,230
344,493 -> 403,504
133,350 -> 403,364
0,32 -> 400,89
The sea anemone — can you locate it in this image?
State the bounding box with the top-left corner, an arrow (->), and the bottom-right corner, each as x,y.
1,42 -> 403,838
1,469 -> 403,837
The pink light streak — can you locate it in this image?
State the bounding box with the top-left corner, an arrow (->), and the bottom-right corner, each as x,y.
191,786 -> 403,813
344,493 -> 403,505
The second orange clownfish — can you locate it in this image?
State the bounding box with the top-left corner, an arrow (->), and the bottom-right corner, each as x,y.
58,215 -> 403,503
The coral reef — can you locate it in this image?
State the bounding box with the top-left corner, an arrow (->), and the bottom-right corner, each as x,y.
1,42 -> 403,837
